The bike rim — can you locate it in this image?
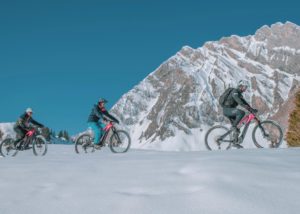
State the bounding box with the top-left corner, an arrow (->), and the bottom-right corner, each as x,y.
75,134 -> 94,154
253,121 -> 283,148
110,131 -> 131,153
205,126 -> 232,151
33,137 -> 47,156
0,139 -> 18,157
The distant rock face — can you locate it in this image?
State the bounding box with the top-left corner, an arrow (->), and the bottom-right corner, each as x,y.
111,22 -> 300,149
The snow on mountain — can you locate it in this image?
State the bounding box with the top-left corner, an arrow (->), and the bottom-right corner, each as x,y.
111,22 -> 300,151
0,123 -> 15,140
0,146 -> 300,214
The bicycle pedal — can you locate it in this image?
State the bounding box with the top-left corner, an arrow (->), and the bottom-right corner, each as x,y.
94,145 -> 102,150
232,143 -> 243,149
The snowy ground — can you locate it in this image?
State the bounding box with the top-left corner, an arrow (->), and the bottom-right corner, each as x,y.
0,145 -> 300,214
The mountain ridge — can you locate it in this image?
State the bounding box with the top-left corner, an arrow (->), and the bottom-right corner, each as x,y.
111,21 -> 300,150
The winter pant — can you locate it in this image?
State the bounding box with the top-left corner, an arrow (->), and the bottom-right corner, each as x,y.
223,107 -> 245,128
88,122 -> 105,145
13,126 -> 26,144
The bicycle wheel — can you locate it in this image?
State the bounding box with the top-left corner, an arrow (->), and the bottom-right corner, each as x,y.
33,135 -> 48,156
252,120 -> 283,148
205,125 -> 232,150
109,130 -> 131,153
75,134 -> 95,154
0,138 -> 18,157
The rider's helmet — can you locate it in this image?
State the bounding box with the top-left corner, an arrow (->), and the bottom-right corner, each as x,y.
98,98 -> 108,104
25,108 -> 33,114
237,80 -> 250,92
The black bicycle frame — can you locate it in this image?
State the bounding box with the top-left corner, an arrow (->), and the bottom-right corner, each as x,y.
99,126 -> 117,145
18,135 -> 35,150
218,115 -> 261,144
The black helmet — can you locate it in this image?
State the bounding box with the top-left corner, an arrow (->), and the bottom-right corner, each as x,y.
98,98 -> 108,104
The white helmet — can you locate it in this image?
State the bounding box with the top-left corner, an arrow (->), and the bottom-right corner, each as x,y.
26,108 -> 33,113
237,80 -> 250,88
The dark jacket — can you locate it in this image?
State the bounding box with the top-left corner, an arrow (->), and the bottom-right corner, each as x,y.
88,105 -> 119,123
223,88 -> 251,110
15,113 -> 44,132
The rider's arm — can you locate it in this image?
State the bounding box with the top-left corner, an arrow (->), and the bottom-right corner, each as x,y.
232,92 -> 252,111
30,118 -> 44,128
102,110 -> 120,124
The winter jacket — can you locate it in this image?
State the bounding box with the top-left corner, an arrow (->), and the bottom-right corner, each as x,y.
223,88 -> 252,110
88,105 -> 119,123
15,113 -> 44,132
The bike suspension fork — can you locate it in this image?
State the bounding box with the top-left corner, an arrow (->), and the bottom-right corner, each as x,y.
258,123 -> 268,136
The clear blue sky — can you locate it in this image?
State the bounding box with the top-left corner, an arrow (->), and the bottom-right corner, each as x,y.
1,0 -> 299,134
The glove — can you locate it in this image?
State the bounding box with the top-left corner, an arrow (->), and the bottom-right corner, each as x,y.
26,130 -> 34,137
250,108 -> 258,114
115,119 -> 120,124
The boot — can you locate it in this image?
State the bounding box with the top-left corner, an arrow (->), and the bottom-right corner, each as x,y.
231,127 -> 240,143
13,139 -> 22,150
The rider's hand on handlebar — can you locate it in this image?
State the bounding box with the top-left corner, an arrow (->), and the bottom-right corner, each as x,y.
250,108 -> 258,114
26,130 -> 34,136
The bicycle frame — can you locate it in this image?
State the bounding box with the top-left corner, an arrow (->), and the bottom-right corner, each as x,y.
75,120 -> 131,154
236,113 -> 258,143
98,122 -> 116,145
219,113 -> 260,144
17,129 -> 37,150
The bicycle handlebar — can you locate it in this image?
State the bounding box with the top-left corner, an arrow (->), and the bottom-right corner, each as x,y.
103,119 -> 117,123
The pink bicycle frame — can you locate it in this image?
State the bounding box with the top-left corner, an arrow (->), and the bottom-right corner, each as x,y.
103,122 -> 113,132
238,113 -> 256,128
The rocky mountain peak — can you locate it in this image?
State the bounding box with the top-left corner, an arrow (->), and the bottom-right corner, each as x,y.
111,22 -> 300,151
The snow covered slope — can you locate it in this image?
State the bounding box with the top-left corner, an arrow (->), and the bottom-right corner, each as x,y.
0,146 -> 299,214
111,22 -> 300,150
0,123 -> 15,140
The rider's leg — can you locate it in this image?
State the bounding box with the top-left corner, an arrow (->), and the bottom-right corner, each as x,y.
13,126 -> 26,147
232,109 -> 245,142
223,108 -> 245,127
232,109 -> 245,127
223,108 -> 245,142
88,122 -> 101,145
97,121 -> 105,145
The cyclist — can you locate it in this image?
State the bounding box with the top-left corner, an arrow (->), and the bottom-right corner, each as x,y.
13,108 -> 44,148
87,98 -> 119,148
221,80 -> 258,144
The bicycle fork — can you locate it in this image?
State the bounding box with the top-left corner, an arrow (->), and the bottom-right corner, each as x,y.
257,123 -> 276,147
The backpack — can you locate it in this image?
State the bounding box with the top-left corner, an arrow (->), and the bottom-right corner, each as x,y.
219,88 -> 234,107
